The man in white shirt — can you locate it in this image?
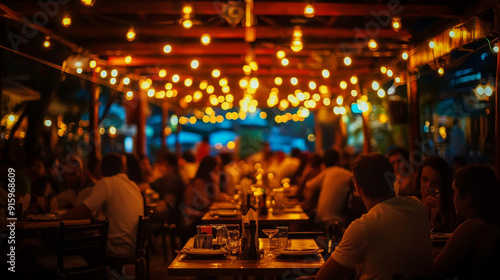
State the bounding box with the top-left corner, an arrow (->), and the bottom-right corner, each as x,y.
63,153 -> 144,259
315,153 -> 433,280
305,149 -> 352,225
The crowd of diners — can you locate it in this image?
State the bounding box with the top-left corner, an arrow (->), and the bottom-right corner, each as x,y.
1,142 -> 499,279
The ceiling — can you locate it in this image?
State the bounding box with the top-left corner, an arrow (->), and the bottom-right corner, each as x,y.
0,0 -> 494,111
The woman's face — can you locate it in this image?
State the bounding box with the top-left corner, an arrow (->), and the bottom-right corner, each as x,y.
420,166 -> 442,201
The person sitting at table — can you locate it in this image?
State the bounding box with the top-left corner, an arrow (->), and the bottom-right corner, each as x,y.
150,153 -> 185,223
53,155 -> 94,210
416,156 -> 458,233
387,146 -> 417,196
304,149 -> 352,226
313,153 -> 433,280
297,153 -> 322,202
63,153 -> 144,259
276,148 -> 302,182
434,164 -> 500,278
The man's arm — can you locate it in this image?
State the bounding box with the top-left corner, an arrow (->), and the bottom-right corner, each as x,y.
62,203 -> 91,219
315,257 -> 353,280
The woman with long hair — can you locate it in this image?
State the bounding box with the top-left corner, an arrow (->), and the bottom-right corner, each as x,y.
416,156 -> 457,233
434,165 -> 500,278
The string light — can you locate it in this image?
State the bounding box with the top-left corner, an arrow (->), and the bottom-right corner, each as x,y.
371,81 -> 380,90
391,17 -> 401,32
89,60 -> 97,68
493,43 -> 499,53
377,88 -> 386,98
277,50 -> 286,59
43,37 -> 51,48
62,13 -> 72,27
124,55 -> 132,64
290,77 -> 298,86
163,44 -> 172,53
340,81 -> 347,90
100,70 -> 107,78
81,0 -> 95,6
368,39 -> 378,51
191,59 -> 199,69
309,81 -> 317,90
281,58 -> 289,66
322,69 -> 330,78
290,26 -> 303,52
126,27 -> 136,41
181,3 -> 194,29
387,69 -> 394,77
275,77 -> 283,86
344,56 -> 352,66
184,78 -> 193,87
380,66 -> 387,74
350,76 -> 358,84
201,33 -> 211,45
449,29 -> 456,38
183,19 -> 193,28
304,4 -> 315,18
438,67 -> 444,76
159,69 -> 167,78
123,77 -> 131,85
429,41 -> 435,49
211,69 -> 221,78
172,74 -> 180,83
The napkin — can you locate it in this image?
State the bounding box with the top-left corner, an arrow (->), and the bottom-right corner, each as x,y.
242,209 -> 259,249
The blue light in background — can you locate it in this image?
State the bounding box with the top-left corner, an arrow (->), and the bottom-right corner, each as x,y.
124,137 -> 133,152
351,103 -> 362,113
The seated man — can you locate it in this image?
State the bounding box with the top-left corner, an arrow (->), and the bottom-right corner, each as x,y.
54,155 -> 94,210
63,153 -> 144,259
314,153 -> 433,280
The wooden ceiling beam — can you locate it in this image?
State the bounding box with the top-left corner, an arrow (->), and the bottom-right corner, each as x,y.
10,1 -> 457,18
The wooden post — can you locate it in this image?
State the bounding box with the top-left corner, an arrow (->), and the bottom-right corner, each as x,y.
495,47 -> 500,178
314,111 -> 323,154
407,71 -> 420,166
89,75 -> 101,167
161,102 -> 169,153
136,89 -> 146,155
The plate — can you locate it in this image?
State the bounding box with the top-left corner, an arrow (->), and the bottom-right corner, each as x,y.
210,210 -> 238,217
212,202 -> 238,209
27,214 -> 60,221
278,248 -> 322,256
181,248 -> 227,256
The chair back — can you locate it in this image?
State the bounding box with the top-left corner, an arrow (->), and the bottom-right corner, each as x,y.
135,215 -> 151,259
57,221 -> 109,273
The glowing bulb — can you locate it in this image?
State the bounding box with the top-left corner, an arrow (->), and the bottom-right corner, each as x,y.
395,77 -> 401,83
449,30 -> 456,38
429,41 -> 435,49
250,78 -> 259,89
371,81 -> 380,90
344,56 -> 352,66
377,88 -> 386,98
111,69 -> 118,77
380,66 -> 387,74
277,50 -> 286,59
201,33 -> 211,45
211,69 -> 220,78
124,55 -> 132,64
249,61 -> 258,71
123,77 -> 130,85
159,69 -> 167,78
351,90 -> 358,97
438,67 -> 444,76
485,85 -> 493,96
183,4 -> 193,14
350,76 -> 358,84
493,44 -> 499,53
340,81 -> 348,90
62,14 -> 72,27
304,4 -> 315,18
368,39 -> 378,51
184,78 -> 193,87
281,58 -> 289,66
239,78 -> 248,88
44,119 -> 52,127
391,17 -> 401,32
191,59 -> 199,69
290,39 -> 303,52
172,74 -> 180,83
269,77 -> 280,87
163,44 -> 172,53
290,77 -> 298,85
110,78 -> 117,85
322,69 -> 330,78
219,78 -> 228,87
43,37 -> 50,48
126,27 -> 136,41
387,69 -> 394,77
89,60 -> 97,68
100,70 -> 107,78
81,0 -> 95,6
336,96 -> 343,105
309,81 -> 317,90
402,52 -> 409,60
183,19 -> 193,29
76,68 -> 83,74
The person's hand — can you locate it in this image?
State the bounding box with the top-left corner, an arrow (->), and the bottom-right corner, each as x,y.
423,195 -> 441,210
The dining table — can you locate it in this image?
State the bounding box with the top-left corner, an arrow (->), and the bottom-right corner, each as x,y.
167,237 -> 325,279
0,218 -> 91,230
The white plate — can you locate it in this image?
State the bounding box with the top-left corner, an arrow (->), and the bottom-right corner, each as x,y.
181,248 -> 227,256
27,214 -> 60,221
212,202 -> 238,209
278,248 -> 321,256
210,210 -> 238,217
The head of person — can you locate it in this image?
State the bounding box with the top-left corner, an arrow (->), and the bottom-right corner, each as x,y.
387,147 -> 410,178
351,153 -> 394,200
163,152 -> 179,173
323,149 -> 340,167
219,152 -> 233,167
182,151 -> 196,163
309,154 -> 323,169
125,153 -> 145,184
101,153 -> 124,177
416,156 -> 453,202
195,156 -> 219,182
60,155 -> 84,190
291,148 -> 301,159
453,165 -> 500,223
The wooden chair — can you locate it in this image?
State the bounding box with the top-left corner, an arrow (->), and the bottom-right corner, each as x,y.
53,220 -> 109,280
108,215 -> 151,280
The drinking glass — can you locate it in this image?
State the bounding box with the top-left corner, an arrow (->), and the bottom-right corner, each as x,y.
212,224 -> 225,249
262,229 -> 279,256
225,230 -> 240,260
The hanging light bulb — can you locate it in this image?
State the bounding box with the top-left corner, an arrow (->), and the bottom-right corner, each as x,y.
340,81 -> 347,90
493,43 -> 499,54
124,55 -> 132,64
277,50 -> 286,59
211,69 -> 221,78
304,4 -> 315,18
181,3 -> 194,29
350,76 -> 358,84
275,77 -> 283,86
191,59 -> 199,69
387,69 -> 394,77
344,56 -> 352,66
126,26 -> 136,41
371,81 -> 380,90
391,17 -> 401,32
380,66 -> 387,74
368,39 -> 378,51
402,51 -> 409,60
290,26 -> 303,52
43,36 -> 51,48
201,33 -> 211,45
81,0 -> 95,6
429,40 -> 436,49
438,67 -> 444,76
322,69 -> 330,78
449,29 -> 456,38
290,77 -> 298,86
281,58 -> 289,66
62,13 -> 72,27
163,44 -> 172,53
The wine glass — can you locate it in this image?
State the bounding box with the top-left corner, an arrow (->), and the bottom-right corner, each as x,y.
262,229 -> 279,257
212,224 -> 225,249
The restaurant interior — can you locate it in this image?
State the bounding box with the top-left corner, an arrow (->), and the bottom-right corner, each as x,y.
1,0 -> 500,279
